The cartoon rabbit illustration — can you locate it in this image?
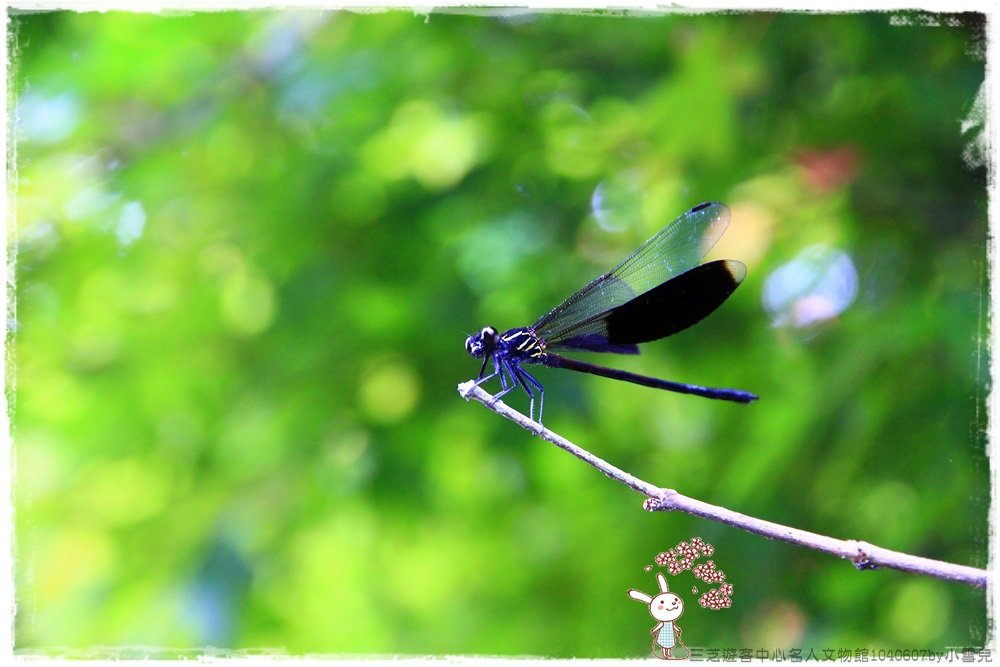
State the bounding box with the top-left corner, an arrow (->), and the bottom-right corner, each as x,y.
628,573 -> 688,660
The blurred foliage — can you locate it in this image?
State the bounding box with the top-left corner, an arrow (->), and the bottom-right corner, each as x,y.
10,9 -> 989,656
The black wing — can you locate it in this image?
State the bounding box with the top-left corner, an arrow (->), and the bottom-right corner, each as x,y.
531,202 -> 743,353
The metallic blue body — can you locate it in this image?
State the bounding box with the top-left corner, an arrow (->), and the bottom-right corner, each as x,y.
467,326 -> 549,422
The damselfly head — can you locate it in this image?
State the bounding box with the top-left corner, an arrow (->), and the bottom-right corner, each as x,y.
465,326 -> 498,358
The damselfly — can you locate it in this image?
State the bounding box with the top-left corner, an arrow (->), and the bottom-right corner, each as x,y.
465,201 -> 757,423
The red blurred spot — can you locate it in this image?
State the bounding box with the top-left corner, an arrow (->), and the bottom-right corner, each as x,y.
795,145 -> 861,193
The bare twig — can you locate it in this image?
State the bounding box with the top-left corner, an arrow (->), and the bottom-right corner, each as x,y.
458,381 -> 988,589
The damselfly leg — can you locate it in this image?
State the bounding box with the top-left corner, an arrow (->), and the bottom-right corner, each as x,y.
488,356 -> 522,408
476,357 -> 491,382
514,366 -> 545,423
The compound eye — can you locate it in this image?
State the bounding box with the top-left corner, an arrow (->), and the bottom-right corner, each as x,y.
482,326 -> 496,340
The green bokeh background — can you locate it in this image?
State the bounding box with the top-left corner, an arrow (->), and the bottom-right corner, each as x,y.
11,9 -> 989,656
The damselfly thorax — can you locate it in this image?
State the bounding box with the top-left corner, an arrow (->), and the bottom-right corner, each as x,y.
466,326 -> 546,362
498,328 -> 547,361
